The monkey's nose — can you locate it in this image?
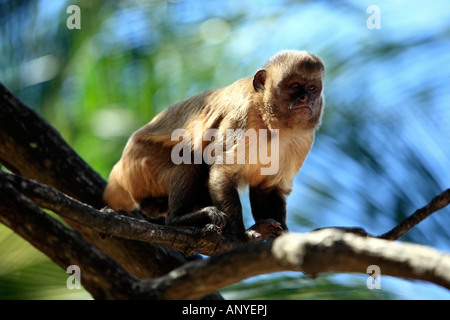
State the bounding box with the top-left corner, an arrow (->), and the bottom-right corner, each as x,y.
299,94 -> 312,104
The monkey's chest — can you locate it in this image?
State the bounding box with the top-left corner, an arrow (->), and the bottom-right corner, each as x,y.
240,136 -> 311,190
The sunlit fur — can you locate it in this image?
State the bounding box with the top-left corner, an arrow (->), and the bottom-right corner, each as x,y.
104,50 -> 324,235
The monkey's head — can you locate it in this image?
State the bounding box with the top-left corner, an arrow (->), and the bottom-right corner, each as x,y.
253,50 -> 325,129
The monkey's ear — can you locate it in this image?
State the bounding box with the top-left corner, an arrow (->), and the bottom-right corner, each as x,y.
253,69 -> 266,93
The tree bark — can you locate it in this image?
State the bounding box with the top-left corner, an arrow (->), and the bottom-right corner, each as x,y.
0,82 -> 197,281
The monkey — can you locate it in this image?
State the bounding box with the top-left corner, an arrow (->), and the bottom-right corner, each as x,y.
103,50 -> 325,242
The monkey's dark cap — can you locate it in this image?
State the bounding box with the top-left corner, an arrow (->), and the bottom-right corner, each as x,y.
264,50 -> 324,76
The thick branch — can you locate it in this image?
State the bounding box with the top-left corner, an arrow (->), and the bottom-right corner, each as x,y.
0,82 -> 192,281
5,170 -> 450,257
2,167 -> 450,298
3,177 -> 449,300
0,83 -> 105,208
1,172 -> 235,256
4,171 -> 449,299
140,229 -> 450,299
0,177 -> 137,299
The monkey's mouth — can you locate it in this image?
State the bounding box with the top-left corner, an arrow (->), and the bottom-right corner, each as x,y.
290,104 -> 312,114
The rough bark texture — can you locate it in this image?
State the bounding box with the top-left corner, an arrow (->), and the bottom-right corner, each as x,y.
0,82 -> 193,282
1,172 -> 235,256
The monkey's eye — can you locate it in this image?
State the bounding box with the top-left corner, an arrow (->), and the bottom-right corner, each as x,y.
308,85 -> 317,92
289,82 -> 301,89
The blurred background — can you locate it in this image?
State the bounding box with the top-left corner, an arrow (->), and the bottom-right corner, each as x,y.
0,0 -> 449,299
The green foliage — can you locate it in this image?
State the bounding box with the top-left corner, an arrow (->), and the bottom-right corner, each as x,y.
0,224 -> 91,299
221,274 -> 394,300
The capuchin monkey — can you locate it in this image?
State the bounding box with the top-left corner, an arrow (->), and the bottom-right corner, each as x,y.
103,50 -> 325,242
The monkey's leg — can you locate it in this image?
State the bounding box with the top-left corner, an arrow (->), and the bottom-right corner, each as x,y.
248,186 -> 287,241
137,196 -> 168,223
208,168 -> 246,240
165,164 -> 227,228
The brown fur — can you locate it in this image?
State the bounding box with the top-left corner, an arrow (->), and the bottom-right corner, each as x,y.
103,50 -> 324,240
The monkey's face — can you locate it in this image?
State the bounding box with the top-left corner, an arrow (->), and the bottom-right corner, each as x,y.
253,51 -> 325,128
261,73 -> 323,128
278,74 -> 323,121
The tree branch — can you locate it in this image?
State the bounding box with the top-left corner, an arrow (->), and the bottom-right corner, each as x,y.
0,83 -> 105,208
3,176 -> 449,300
149,229 -> 450,299
378,189 -> 450,240
1,171 -> 235,256
4,170 -> 450,257
0,175 -> 137,299
0,82 -> 194,281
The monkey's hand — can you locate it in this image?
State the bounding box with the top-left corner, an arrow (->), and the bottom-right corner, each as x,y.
196,206 -> 228,230
245,219 -> 284,242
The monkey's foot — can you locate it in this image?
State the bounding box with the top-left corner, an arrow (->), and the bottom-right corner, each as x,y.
202,223 -> 222,234
245,219 -> 283,242
198,206 -> 227,230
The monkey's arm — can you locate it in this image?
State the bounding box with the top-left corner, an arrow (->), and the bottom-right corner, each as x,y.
208,165 -> 246,240
248,186 -> 288,239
